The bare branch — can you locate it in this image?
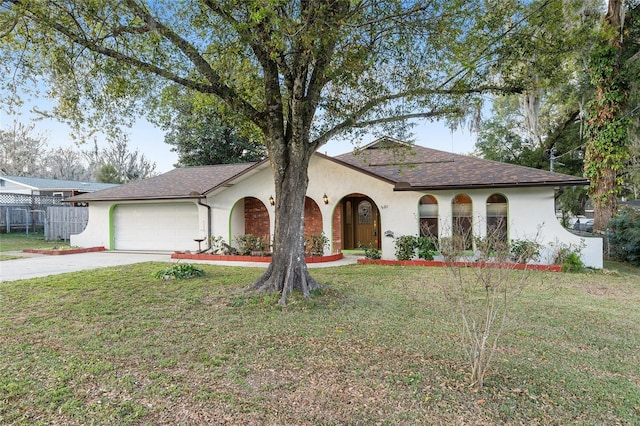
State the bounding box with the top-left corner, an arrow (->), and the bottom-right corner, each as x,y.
313,107 -> 461,147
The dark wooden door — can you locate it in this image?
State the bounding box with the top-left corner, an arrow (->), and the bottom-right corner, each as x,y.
343,197 -> 380,249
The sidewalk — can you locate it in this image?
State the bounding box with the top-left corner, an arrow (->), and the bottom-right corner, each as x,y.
0,251 -> 360,282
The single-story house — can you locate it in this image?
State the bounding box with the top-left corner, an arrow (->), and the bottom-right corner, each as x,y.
0,175 -> 117,198
68,137 -> 603,268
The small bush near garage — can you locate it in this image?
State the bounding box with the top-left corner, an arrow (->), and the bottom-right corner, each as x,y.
608,208 -> 640,265
154,263 -> 205,280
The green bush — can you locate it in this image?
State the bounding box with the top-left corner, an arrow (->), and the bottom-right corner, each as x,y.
394,235 -> 416,261
561,252 -> 585,273
154,263 -> 205,280
550,241 -> 585,273
509,239 -> 541,263
416,236 -> 436,260
608,208 -> 640,265
389,235 -> 439,261
359,242 -> 381,259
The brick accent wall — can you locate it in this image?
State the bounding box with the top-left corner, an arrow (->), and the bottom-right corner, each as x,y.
304,197 -> 323,238
243,196 -> 339,253
332,201 -> 342,253
244,197 -> 270,245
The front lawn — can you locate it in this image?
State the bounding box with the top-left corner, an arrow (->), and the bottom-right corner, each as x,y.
1,263 -> 639,424
0,232 -> 72,256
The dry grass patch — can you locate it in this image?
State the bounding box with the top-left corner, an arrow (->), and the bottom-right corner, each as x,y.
1,262 -> 639,424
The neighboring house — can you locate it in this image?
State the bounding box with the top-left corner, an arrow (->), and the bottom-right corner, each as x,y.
0,175 -> 118,198
68,137 -> 603,268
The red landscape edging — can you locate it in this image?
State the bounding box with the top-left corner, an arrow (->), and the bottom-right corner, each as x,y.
172,252 -> 344,263
357,258 -> 562,272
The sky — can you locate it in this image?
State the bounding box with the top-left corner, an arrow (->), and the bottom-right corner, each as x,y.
1,107 -> 477,174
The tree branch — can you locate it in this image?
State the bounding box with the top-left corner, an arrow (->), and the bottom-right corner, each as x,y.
8,0 -> 266,129
313,107 -> 461,147
123,0 -> 265,128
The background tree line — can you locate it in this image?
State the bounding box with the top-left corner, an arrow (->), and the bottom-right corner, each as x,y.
475,0 -> 640,229
0,121 -> 156,183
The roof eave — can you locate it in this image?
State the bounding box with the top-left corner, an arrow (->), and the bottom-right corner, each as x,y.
316,153 -> 398,186
202,159 -> 271,196
63,195 -> 205,203
393,180 -> 590,191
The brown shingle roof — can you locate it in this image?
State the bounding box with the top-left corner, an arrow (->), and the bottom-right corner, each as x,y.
68,162 -> 259,202
331,138 -> 589,190
69,138 -> 589,203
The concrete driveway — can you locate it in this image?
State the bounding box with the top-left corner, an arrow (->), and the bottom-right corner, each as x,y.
0,251 -> 358,282
0,251 -> 175,282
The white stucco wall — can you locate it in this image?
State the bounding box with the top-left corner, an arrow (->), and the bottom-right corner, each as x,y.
71,199 -> 210,251
208,168 -> 274,248
307,156 -> 602,268
70,201 -> 112,248
73,154 -> 602,267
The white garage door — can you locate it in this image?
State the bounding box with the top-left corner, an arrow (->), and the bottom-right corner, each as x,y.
113,203 -> 200,251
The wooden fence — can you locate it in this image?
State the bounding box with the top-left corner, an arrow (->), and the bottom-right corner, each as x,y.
45,206 -> 89,241
1,205 -> 88,241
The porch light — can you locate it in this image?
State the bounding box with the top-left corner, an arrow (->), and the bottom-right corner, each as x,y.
323,193 -> 329,205
269,195 -> 275,206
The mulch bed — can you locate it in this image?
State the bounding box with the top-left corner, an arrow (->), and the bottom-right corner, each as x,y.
23,246 -> 106,255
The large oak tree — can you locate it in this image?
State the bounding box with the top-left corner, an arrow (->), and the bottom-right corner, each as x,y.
1,0 -> 579,304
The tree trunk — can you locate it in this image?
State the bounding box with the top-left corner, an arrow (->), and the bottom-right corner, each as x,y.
585,0 -> 627,233
249,137 -> 322,306
590,167 -> 618,231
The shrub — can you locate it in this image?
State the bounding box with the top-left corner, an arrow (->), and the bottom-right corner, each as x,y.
154,263 -> 205,280
416,236 -> 436,260
394,235 -> 417,260
438,222 -> 533,389
305,232 -> 329,256
438,236 -> 466,259
561,252 -> 585,272
608,208 -> 640,265
509,239 -> 542,263
235,234 -> 267,255
359,241 -> 381,259
550,240 -> 585,273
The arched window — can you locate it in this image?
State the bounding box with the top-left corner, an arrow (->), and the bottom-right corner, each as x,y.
419,195 -> 438,238
452,194 -> 472,250
486,194 -> 508,243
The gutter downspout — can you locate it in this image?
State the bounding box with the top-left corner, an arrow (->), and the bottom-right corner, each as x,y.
194,193 -> 211,253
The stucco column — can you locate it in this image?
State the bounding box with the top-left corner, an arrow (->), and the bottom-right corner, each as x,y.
438,194 -> 454,240
472,194 -> 486,239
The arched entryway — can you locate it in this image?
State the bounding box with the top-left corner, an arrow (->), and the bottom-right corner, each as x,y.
229,196 -> 271,248
338,194 -> 381,250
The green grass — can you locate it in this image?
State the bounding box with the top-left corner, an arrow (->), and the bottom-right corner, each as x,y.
0,232 -> 71,254
1,262 -> 639,424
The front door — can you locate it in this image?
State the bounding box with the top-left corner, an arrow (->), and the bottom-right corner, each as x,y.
342,196 -> 380,250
